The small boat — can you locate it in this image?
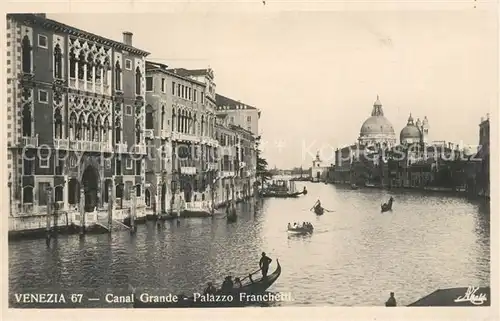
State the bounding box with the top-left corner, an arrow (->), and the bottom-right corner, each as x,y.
302,187 -> 308,195
314,206 -> 324,215
381,197 -> 394,213
287,224 -> 313,234
407,287 -> 490,306
133,260 -> 282,308
351,184 -> 359,190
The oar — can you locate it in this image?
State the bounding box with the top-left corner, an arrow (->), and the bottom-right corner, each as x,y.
323,208 -> 335,212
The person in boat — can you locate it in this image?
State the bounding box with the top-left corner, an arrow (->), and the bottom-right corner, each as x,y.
203,282 -> 217,295
385,292 -> 397,307
288,223 -> 292,229
259,252 -> 273,278
234,277 -> 243,288
221,276 -> 234,293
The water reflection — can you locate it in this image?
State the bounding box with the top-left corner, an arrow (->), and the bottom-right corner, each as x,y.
9,183 -> 489,307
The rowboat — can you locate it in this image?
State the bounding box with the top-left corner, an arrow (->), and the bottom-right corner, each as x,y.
381,197 -> 394,213
287,225 -> 313,234
133,260 -> 282,308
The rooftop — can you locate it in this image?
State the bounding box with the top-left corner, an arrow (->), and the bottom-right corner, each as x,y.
215,94 -> 257,111
8,13 -> 150,56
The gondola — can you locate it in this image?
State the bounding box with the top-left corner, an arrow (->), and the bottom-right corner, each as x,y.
381,197 -> 394,213
314,206 -> 324,215
133,260 -> 282,308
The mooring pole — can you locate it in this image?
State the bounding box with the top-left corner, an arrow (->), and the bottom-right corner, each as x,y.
107,184 -> 113,232
130,193 -> 136,234
79,187 -> 85,236
45,186 -> 53,247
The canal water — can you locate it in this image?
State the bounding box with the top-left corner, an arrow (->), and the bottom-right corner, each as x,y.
9,182 -> 490,307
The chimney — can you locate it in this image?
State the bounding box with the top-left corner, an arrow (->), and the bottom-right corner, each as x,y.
123,31 -> 133,46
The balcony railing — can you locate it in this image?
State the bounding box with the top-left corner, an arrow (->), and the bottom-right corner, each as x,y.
133,144 -> 147,154
115,143 -> 128,154
219,171 -> 236,178
172,131 -> 201,143
161,130 -> 171,139
180,166 -> 197,175
201,136 -> 219,147
65,140 -> 113,152
22,135 -> 39,147
144,129 -> 154,139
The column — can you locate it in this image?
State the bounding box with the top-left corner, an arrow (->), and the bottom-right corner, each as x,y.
107,183 -> 113,231
79,187 -> 85,235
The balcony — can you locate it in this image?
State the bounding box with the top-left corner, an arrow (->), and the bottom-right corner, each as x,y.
22,135 -> 39,147
133,144 -> 147,155
115,143 -> 128,154
219,171 -> 236,178
172,131 -> 201,143
160,130 -> 171,139
54,138 -> 69,149
180,166 -> 197,175
144,129 -> 154,139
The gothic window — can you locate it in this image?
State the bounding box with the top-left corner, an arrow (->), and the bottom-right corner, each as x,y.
115,117 -> 122,143
135,66 -> 142,96
69,49 -> 76,78
135,119 -> 141,144
116,184 -> 123,198
23,186 -> 33,203
94,117 -> 101,141
86,53 -> 94,82
87,115 -> 95,141
102,118 -> 109,141
69,113 -> 77,140
53,44 -> 63,79
95,60 -> 102,82
54,108 -> 63,139
103,57 -> 110,85
136,184 -> 141,197
22,35 -> 32,73
77,114 -> 85,140
161,106 -> 165,130
172,110 -> 176,132
115,61 -> 122,91
145,105 -> 154,130
77,51 -> 85,80
22,104 -> 32,137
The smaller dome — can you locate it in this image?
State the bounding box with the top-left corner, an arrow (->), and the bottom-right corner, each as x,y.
400,125 -> 421,144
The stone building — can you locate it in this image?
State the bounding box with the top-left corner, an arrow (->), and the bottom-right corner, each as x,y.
143,63 -> 219,215
476,114 -> 490,197
215,115 -> 238,205
310,151 -> 326,182
7,13 -> 149,231
215,94 -> 261,135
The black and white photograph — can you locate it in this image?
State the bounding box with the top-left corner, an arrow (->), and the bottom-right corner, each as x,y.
3,1 -> 496,317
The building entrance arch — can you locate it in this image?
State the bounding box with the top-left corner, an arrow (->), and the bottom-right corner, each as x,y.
82,165 -> 99,212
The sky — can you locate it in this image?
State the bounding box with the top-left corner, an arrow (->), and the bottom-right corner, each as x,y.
50,9 -> 498,169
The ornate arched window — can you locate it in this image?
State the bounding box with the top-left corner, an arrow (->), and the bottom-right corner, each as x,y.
86,53 -> 94,82
22,35 -> 32,73
77,114 -> 85,140
77,51 -> 85,80
94,116 -> 101,141
54,108 -> 63,139
103,56 -> 110,85
22,104 -> 32,137
172,108 -> 177,132
53,44 -> 62,79
69,48 -> 76,78
135,66 -> 142,96
102,118 -> 109,142
115,61 -> 122,91
69,112 -> 77,140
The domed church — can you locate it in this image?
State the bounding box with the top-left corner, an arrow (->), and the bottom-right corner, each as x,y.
358,95 -> 397,147
399,113 -> 429,145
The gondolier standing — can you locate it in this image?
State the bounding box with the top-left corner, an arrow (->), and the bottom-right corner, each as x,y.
259,252 -> 272,278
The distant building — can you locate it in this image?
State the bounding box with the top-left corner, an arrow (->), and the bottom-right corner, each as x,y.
310,151 -> 326,182
215,94 -> 260,135
476,114 -> 490,197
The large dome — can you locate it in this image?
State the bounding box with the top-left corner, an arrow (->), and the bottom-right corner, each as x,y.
360,116 -> 395,136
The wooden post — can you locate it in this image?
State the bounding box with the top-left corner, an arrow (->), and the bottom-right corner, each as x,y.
79,187 -> 85,236
130,192 -> 136,234
107,184 -> 113,232
45,186 -> 52,246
